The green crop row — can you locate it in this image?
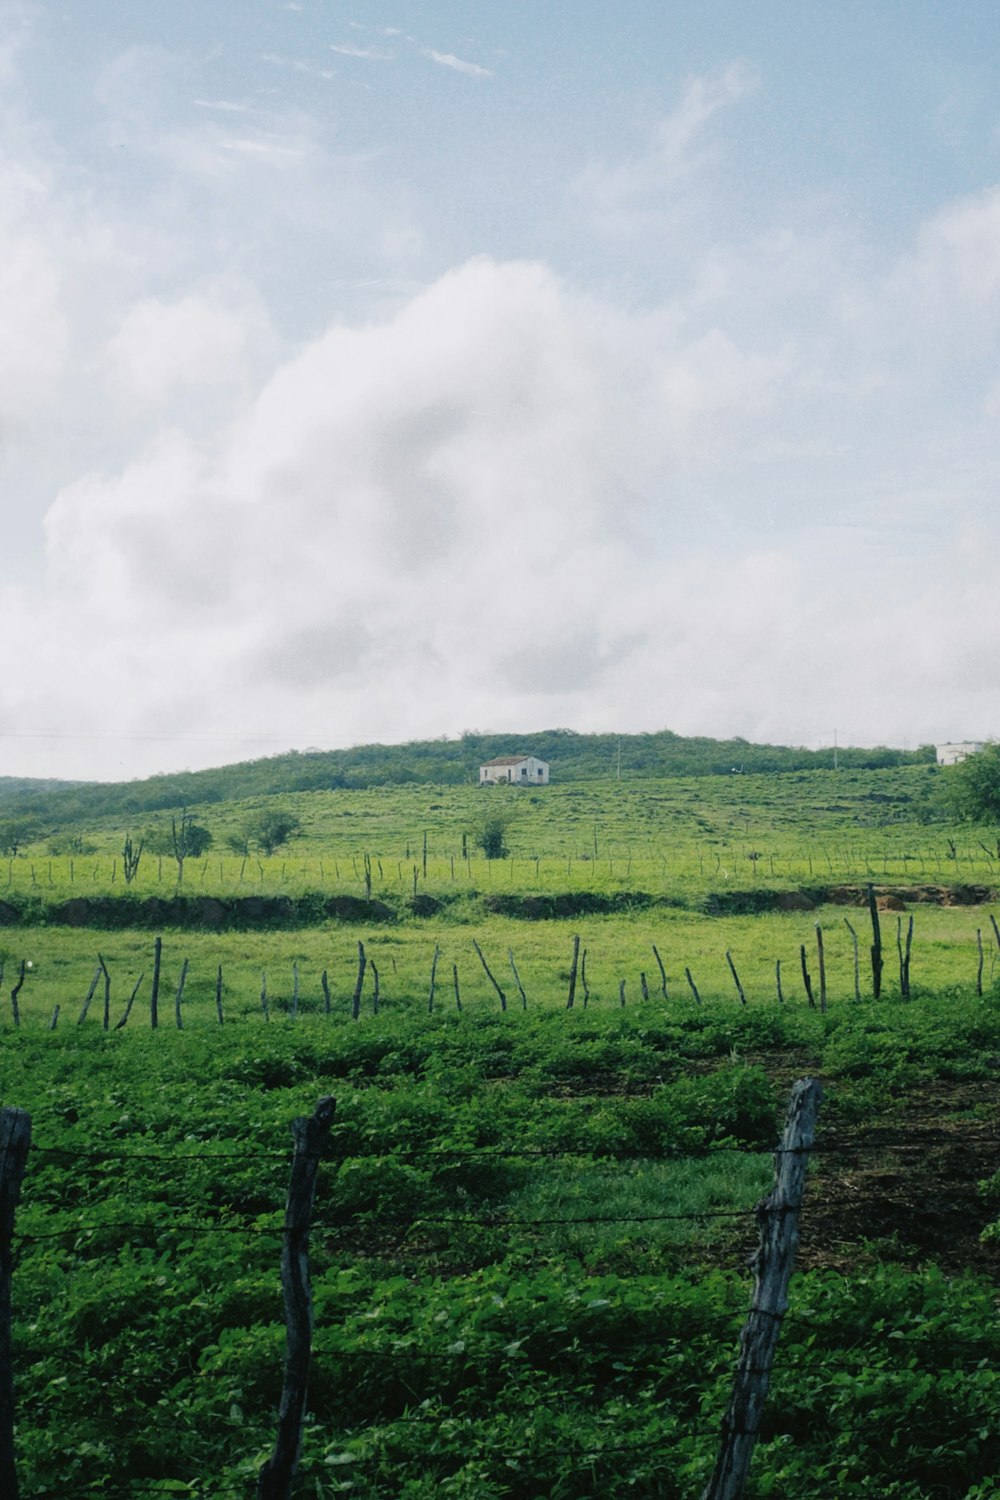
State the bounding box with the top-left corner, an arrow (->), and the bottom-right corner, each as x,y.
5,989 -> 1000,1497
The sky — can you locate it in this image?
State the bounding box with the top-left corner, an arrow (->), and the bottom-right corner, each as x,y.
3,0 -> 1000,781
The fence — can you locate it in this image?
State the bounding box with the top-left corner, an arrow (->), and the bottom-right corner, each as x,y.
5,888 -> 1000,1032
3,1082 -> 999,1497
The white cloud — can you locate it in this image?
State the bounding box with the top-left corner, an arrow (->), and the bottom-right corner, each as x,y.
4,245 -> 1000,779
104,294 -> 255,408
577,61 -> 758,227
330,42 -> 392,61
421,48 -> 492,78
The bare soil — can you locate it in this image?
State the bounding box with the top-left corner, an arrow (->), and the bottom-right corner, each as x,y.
800,1080 -> 1000,1279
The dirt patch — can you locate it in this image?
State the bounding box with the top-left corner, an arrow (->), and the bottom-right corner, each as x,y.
705,1079 -> 1000,1281
707,884 -> 996,915
803,1081 -> 1000,1279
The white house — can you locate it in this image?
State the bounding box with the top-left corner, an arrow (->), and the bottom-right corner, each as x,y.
936,742 -> 986,766
479,755 -> 550,786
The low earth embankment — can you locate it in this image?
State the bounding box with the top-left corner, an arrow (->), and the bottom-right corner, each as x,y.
0,882 -> 993,929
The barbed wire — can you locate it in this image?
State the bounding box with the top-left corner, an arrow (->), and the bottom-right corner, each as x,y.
25,1125 -> 1000,1169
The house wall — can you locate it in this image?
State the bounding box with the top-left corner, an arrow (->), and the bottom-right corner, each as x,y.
936,742 -> 986,766
479,758 -> 550,785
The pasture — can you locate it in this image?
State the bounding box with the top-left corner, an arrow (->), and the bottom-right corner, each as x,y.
2,761 -> 999,1497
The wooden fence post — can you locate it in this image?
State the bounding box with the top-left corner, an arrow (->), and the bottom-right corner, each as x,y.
565,934 -> 580,1009
256,1096 -> 335,1500
9,964 -> 25,1029
174,959 -> 189,1030
99,954 -> 111,1032
114,972 -> 144,1031
815,925 -> 827,1013
867,884 -> 883,999
472,940 -> 507,1012
726,951 -> 747,1005
351,942 -> 366,1021
799,945 -> 815,1008
652,945 -> 668,999
507,950 -> 527,1010
427,945 -> 441,1015
844,918 -> 861,1001
702,1077 -> 822,1500
0,1107 -> 31,1500
76,964 -> 101,1026
150,935 -> 162,1029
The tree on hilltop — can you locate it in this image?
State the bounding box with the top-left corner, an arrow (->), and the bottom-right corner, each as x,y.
948,743 -> 1000,824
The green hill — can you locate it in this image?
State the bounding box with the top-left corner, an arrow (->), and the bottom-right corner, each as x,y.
0,728 -> 933,831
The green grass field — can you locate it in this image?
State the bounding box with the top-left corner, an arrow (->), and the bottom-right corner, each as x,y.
3,761 -> 999,1497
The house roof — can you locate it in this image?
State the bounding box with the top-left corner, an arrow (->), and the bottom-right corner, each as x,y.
481,755 -> 541,767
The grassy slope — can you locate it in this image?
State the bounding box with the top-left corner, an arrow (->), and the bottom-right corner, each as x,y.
5,751 -> 1000,1498
0,727 -> 934,829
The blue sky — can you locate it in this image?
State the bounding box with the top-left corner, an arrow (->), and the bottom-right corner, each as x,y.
2,1 -> 1000,778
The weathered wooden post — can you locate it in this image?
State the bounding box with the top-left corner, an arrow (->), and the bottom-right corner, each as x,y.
652,945 -> 668,999
866,884 -> 883,999
844,918 -> 861,1001
114,972 -> 144,1031
799,945 -> 815,1008
702,1078 -> 822,1500
351,942 -> 366,1021
174,959 -> 189,1030
0,1107 -> 30,1500
507,950 -> 527,1010
472,940 -> 507,1012
99,954 -> 111,1031
685,966 -> 702,1004
565,934 -> 580,1009
150,935 -> 162,1029
726,951 -> 747,1005
76,964 -> 101,1026
9,963 -> 25,1029
815,925 -> 827,1013
427,945 -> 441,1015
256,1097 -> 335,1500
897,914 -> 913,999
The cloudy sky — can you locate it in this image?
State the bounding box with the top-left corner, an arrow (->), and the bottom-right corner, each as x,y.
3,0 -> 1000,781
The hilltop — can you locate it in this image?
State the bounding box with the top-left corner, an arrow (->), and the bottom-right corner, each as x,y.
0,727 -> 933,831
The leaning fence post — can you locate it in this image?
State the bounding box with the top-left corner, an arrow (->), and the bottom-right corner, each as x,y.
0,1107 -> 31,1500
257,1096 -> 335,1500
702,1077 -> 822,1500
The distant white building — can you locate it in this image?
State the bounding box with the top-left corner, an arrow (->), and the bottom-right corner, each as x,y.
936,741 -> 986,766
479,755 -> 550,786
